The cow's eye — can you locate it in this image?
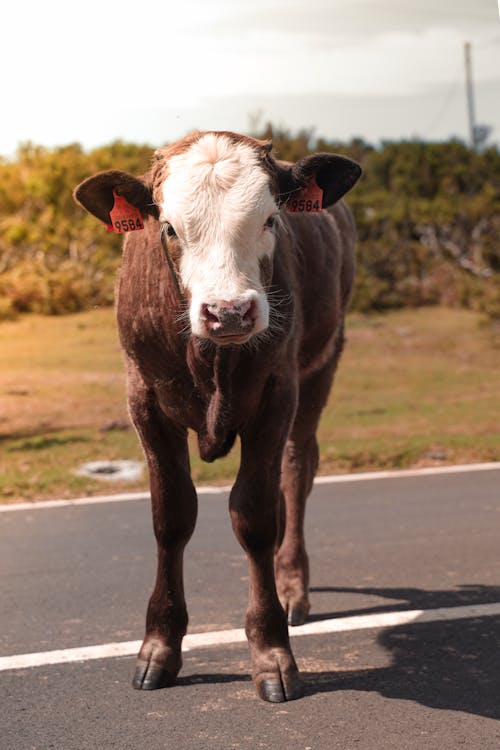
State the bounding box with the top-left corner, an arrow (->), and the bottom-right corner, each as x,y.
161,221 -> 177,240
264,215 -> 276,230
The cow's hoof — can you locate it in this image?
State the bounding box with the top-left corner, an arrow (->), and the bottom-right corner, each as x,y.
255,672 -> 303,703
288,605 -> 309,627
132,659 -> 177,690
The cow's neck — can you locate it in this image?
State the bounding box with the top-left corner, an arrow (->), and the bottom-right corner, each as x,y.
187,340 -> 241,462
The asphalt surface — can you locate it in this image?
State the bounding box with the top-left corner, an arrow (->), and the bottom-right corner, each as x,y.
1,468 -> 500,749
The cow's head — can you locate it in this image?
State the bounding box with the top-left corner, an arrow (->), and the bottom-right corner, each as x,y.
74,131 -> 361,345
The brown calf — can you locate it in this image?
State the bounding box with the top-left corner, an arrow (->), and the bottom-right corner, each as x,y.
74,131 -> 361,702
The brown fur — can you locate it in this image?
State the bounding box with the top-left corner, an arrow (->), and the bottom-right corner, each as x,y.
73,132 -> 361,702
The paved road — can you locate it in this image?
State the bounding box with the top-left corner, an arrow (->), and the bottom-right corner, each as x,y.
1,468 -> 500,749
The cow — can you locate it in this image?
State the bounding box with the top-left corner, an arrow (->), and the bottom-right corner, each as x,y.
74,131 -> 361,702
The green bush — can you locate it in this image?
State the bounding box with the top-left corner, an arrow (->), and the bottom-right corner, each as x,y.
0,132 -> 498,317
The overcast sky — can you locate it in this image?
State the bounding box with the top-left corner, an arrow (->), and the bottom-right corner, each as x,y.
1,0 -> 499,156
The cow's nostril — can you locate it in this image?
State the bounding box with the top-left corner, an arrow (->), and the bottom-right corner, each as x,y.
241,300 -> 256,322
201,304 -> 222,330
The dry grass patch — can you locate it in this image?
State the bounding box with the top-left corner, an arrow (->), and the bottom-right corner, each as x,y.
0,306 -> 498,502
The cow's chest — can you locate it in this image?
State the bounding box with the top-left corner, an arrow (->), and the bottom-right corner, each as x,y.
152,346 -> 269,462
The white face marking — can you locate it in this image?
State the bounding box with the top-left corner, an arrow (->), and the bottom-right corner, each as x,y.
160,134 -> 278,340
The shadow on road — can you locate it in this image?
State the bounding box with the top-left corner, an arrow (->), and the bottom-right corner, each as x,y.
308,583 -> 500,621
174,585 -> 500,717
171,585 -> 500,718
303,584 -> 500,719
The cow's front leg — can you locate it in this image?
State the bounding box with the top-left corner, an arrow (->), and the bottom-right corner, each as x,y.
229,389 -> 302,702
129,388 -> 197,691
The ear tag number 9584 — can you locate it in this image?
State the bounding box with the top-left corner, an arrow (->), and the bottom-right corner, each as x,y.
106,191 -> 144,233
287,178 -> 323,213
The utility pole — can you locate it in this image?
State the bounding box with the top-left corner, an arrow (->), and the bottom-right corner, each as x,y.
464,41 -> 491,150
464,42 -> 477,149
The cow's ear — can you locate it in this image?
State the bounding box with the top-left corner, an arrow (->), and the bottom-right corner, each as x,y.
277,154 -> 362,209
73,170 -> 155,226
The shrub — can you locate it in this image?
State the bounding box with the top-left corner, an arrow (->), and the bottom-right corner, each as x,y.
0,133 -> 498,316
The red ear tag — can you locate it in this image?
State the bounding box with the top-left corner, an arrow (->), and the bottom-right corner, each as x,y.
106,191 -> 145,233
287,177 -> 323,213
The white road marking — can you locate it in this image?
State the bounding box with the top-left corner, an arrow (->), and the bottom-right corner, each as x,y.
1,462 -> 498,513
312,462 -> 500,484
0,491 -> 152,513
2,602 -> 500,673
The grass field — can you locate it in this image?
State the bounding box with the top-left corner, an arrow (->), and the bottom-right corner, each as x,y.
0,306 -> 499,503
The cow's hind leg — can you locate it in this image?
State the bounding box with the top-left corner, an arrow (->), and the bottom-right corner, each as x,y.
128,381 -> 197,690
276,340 -> 343,626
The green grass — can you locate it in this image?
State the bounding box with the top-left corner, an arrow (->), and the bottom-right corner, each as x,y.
0,306 -> 499,502
322,308 -> 500,472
